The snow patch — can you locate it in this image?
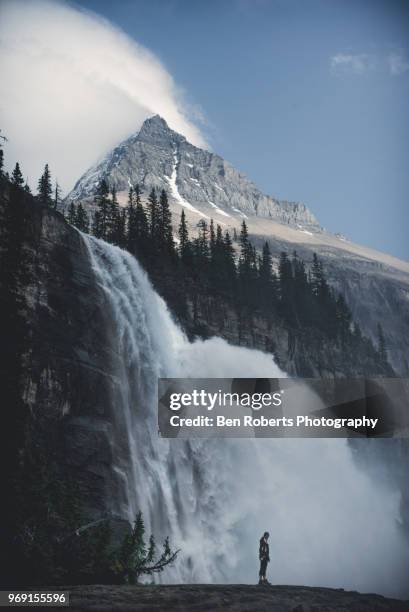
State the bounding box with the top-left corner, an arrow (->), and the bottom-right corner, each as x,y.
232,207 -> 248,219
207,200 -> 231,218
165,150 -> 209,218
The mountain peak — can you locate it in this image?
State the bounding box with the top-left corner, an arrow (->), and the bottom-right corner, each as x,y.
137,114 -> 185,146
67,113 -> 319,231
142,114 -> 169,129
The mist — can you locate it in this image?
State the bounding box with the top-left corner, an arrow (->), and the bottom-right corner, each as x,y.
87,235 -> 409,598
0,0 -> 207,193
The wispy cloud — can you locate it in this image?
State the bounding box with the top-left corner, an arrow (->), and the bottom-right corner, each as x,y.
388,52 -> 409,76
330,53 -> 374,75
0,0 -> 208,192
330,50 -> 409,78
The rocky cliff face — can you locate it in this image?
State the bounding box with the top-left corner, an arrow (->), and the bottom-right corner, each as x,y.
68,115 -> 319,228
0,184 -> 131,523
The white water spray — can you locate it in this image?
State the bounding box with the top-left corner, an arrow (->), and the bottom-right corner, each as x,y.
85,235 -> 409,598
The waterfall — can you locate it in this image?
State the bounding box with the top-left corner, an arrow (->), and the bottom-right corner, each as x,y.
85,235 -> 409,598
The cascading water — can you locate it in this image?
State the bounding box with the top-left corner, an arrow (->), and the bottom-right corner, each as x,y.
85,235 -> 409,598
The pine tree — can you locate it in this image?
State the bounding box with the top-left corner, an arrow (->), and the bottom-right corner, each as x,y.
278,251 -> 294,322
54,181 -> 62,210
107,187 -> 120,244
112,511 -> 179,585
134,185 -> 149,254
209,219 -> 216,259
178,210 -> 191,265
11,162 -> 24,187
0,131 -> 7,179
196,219 -> 210,260
23,181 -> 31,194
147,188 -> 158,238
37,164 -> 53,207
92,179 -> 110,239
311,253 -> 328,299
259,241 -> 274,312
67,201 -> 77,225
159,189 -> 174,254
291,251 -> 311,326
335,294 -> 352,341
75,203 -> 90,233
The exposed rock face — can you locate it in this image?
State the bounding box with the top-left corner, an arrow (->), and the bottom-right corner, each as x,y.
51,584 -> 409,611
0,185 -> 131,522
68,115 -> 319,228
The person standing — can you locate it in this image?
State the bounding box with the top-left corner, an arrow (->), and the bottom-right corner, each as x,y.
258,531 -> 270,585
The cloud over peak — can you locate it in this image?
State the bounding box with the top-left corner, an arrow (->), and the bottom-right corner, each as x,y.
0,0 -> 208,192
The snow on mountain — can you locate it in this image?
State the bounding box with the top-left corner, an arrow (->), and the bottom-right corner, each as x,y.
67,115 -> 319,229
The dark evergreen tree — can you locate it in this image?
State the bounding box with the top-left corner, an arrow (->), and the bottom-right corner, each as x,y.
159,189 -> 174,254
258,241 -> 274,313
178,210 -> 191,265
335,294 -> 352,341
92,179 -> 110,239
147,188 -> 158,239
37,163 -> 53,207
126,186 -> 136,249
195,219 -> 210,260
54,181 -> 62,210
75,203 -> 90,233
134,186 -> 149,253
67,201 -> 77,225
117,208 -> 127,249
11,162 -> 24,187
209,219 -> 216,258
0,130 -> 7,179
107,187 -> 120,244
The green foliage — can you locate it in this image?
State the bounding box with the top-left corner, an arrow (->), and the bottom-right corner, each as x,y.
110,511 -> 179,584
66,201 -> 90,233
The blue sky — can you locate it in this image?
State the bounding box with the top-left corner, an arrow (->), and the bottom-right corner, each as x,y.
20,0 -> 409,258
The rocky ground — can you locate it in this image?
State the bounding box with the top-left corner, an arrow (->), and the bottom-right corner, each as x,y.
50,584 -> 409,611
